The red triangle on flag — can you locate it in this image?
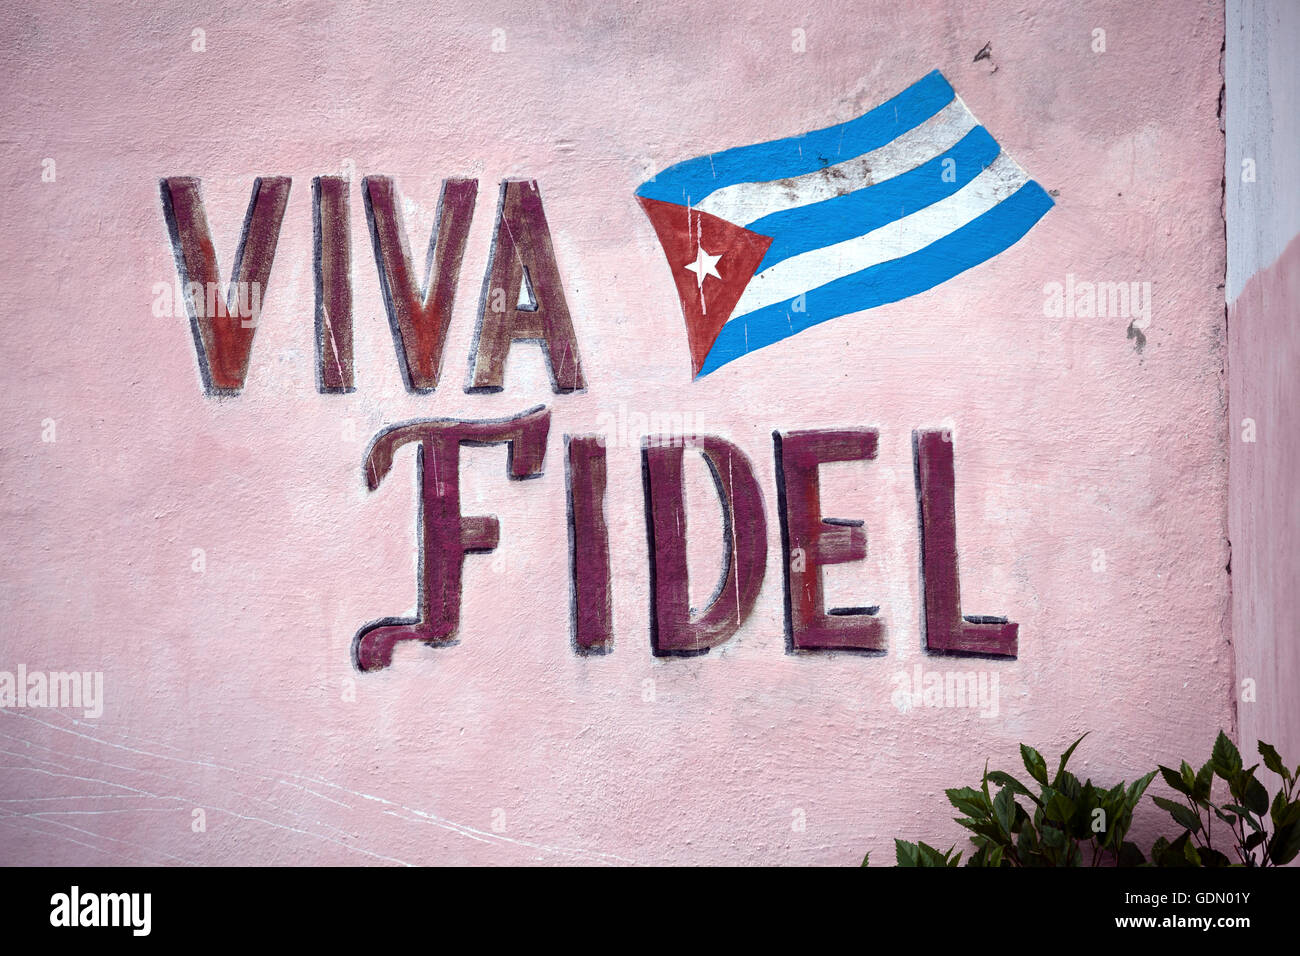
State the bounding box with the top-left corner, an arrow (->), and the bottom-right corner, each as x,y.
638,197 -> 773,377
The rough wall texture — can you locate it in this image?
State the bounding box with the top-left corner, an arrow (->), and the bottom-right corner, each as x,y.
1226,0 -> 1300,770
0,0 -> 1231,864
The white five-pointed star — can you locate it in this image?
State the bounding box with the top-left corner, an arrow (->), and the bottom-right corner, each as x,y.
684,246 -> 722,287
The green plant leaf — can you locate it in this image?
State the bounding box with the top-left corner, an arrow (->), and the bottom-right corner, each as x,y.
1244,774 -> 1269,817
945,786 -> 990,820
1212,804 -> 1238,828
1056,770 -> 1082,803
1045,792 -> 1076,825
1267,822 -> 1300,867
1073,785 -> 1102,840
1198,847 -> 1232,867
957,818 -> 1004,842
986,771 -> 1041,806
1040,822 -> 1067,849
1118,841 -> 1146,866
1160,832 -> 1195,867
1193,761 -> 1214,801
1021,744 -> 1049,786
1126,771 -> 1157,810
1159,764 -> 1191,796
914,841 -> 960,867
1270,789 -> 1286,827
1183,839 -> 1202,867
993,787 -> 1017,835
860,851 -> 870,867
1212,731 -> 1243,779
917,842 -> 945,865
1077,780 -> 1096,804
1054,731 -> 1090,785
1274,797 -> 1300,829
1223,803 -> 1263,832
1239,809 -> 1264,833
1018,823 -> 1040,861
1153,796 -> 1201,833
894,839 -> 920,867
1258,740 -> 1290,781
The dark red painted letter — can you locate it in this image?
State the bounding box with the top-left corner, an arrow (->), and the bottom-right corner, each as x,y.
353,406 -> 551,671
314,176 -> 353,392
914,429 -> 1018,657
774,429 -> 883,652
567,436 -> 612,653
470,180 -> 585,393
161,176 -> 291,394
642,438 -> 766,655
363,176 -> 477,392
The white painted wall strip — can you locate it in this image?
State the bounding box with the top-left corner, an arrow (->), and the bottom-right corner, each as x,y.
728,152 -> 1030,319
693,98 -> 978,227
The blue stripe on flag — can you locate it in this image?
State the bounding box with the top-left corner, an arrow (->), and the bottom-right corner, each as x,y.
635,70 -> 955,207
697,181 -> 1055,376
749,126 -> 1003,270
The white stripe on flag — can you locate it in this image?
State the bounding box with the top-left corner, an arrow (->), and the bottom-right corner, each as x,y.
692,98 -> 978,227
728,152 -> 1030,320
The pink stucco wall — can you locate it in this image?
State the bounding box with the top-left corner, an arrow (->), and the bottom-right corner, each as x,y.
0,1 -> 1233,864
1229,236 -> 1300,768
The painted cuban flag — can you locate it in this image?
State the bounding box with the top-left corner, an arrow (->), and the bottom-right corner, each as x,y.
636,70 -> 1054,378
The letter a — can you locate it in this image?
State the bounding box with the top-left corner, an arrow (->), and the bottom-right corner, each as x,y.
469,180 -> 585,392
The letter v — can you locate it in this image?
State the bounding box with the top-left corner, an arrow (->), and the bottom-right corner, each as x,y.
363,177 -> 477,392
160,177 -> 291,394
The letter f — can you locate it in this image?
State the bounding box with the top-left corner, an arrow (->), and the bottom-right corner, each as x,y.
354,406 -> 551,671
